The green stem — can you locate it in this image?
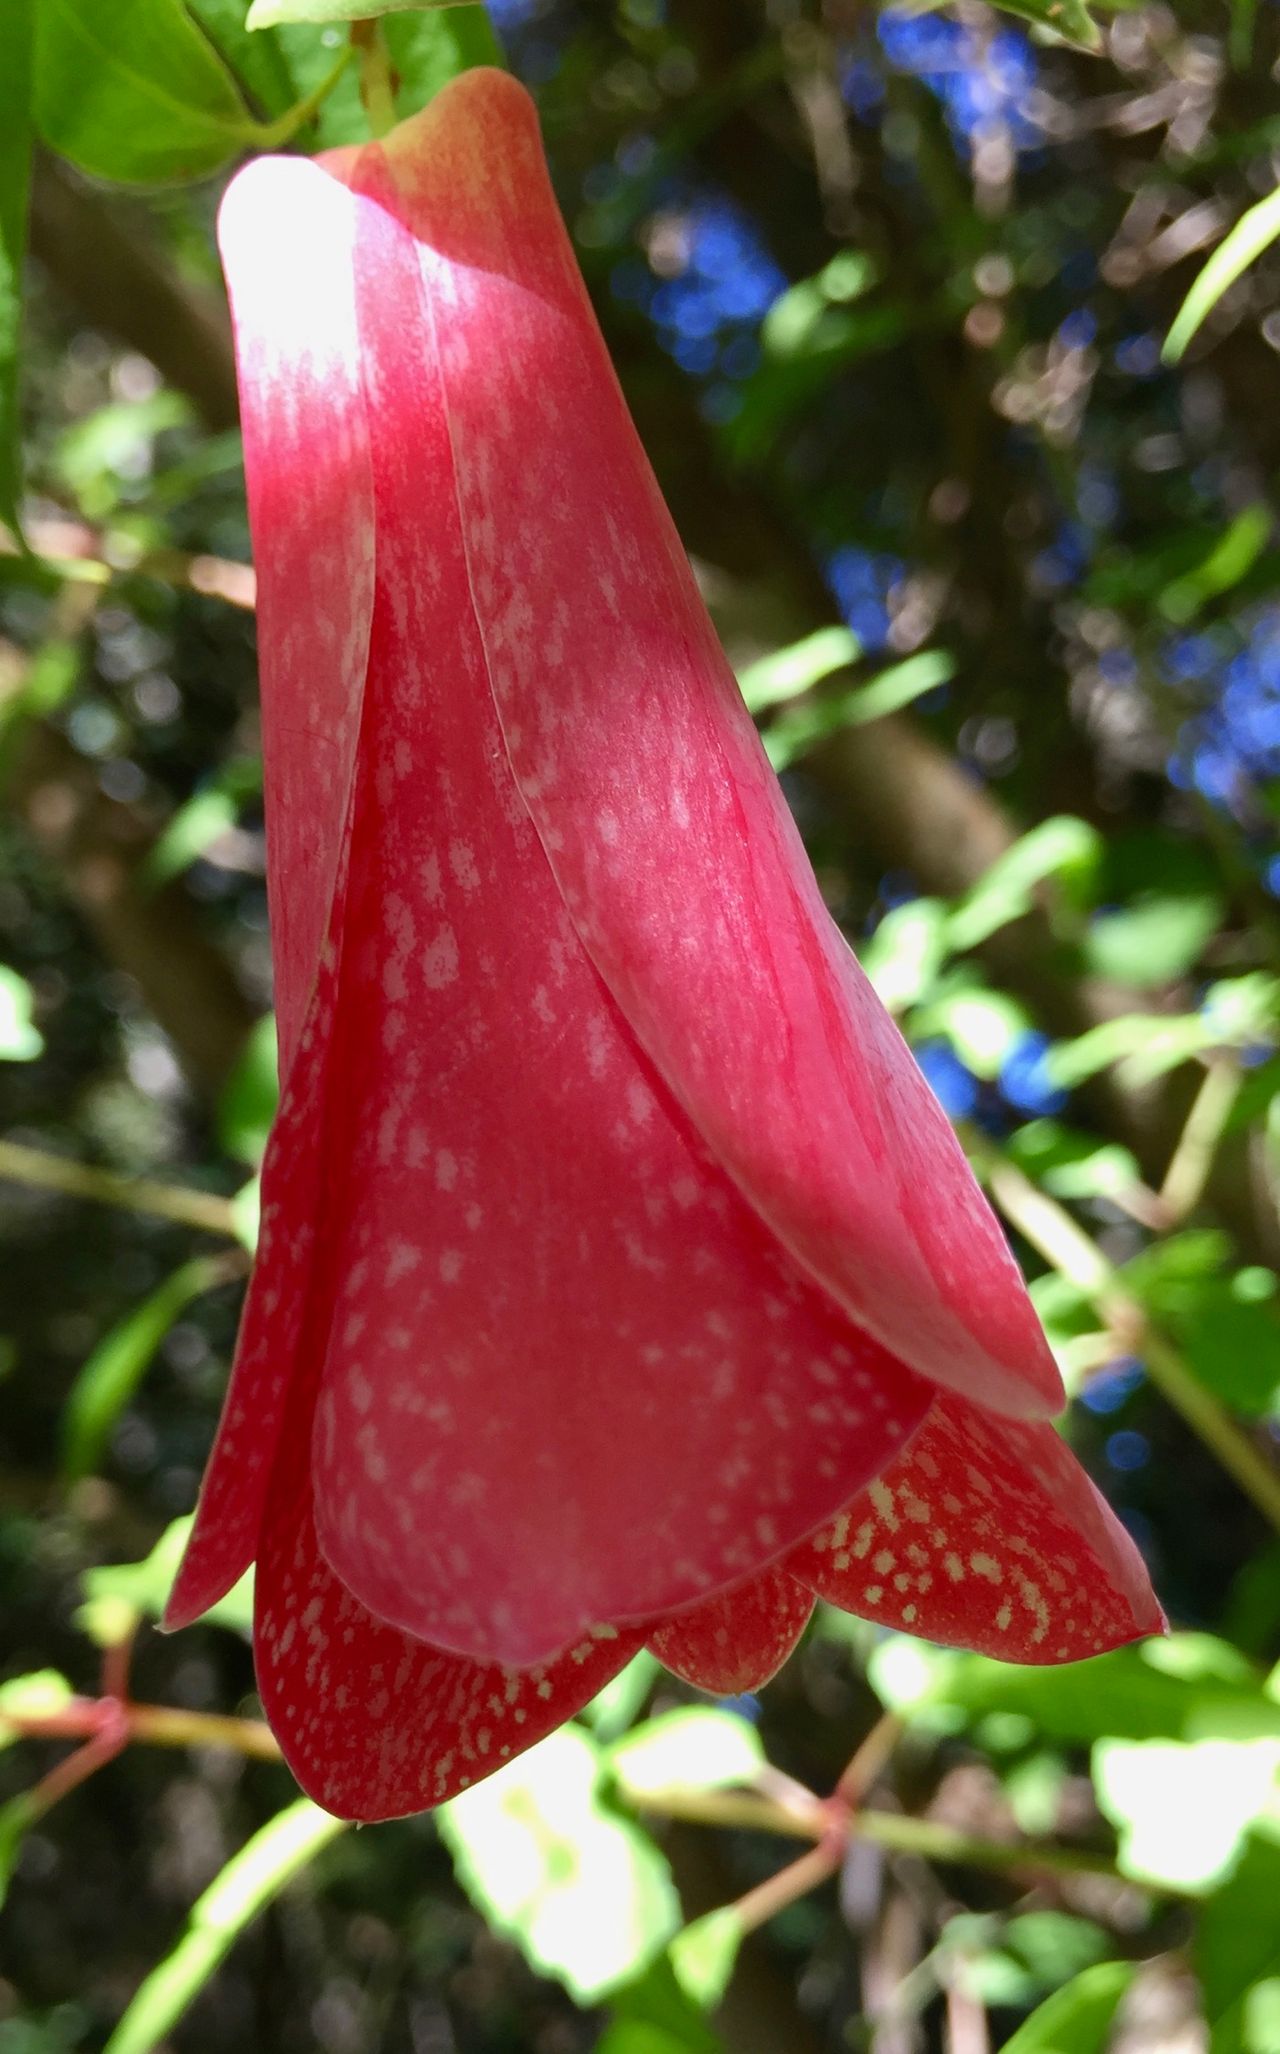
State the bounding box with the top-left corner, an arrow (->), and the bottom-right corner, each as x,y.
979,1142 -> 1280,1536
350,21 -> 397,139
0,1139 -> 244,1239
256,45 -> 355,149
1159,1060 -> 1241,1224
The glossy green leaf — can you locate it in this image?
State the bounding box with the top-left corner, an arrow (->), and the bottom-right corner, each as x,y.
869,1632 -> 1280,1747
1095,1735 -> 1280,1891
103,1803 -> 345,2054
0,966 -> 42,1060
217,1013 -> 279,1167
609,1707 -> 765,1799
0,0 -> 32,529
35,0 -> 257,183
83,1518 -> 254,1638
764,651 -> 954,771
440,1726 -> 679,2005
1197,1825 -> 1280,2054
249,0 -> 448,21
948,817 -> 1102,952
599,1957 -> 726,2054
1000,1962 -> 1135,2054
61,1257 -> 228,1480
1166,187 -> 1280,363
984,0 -> 1102,51
736,626 -> 859,715
668,1908 -> 743,2009
859,897 -> 950,1013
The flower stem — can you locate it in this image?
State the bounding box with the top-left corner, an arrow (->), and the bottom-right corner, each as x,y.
256,45 -> 355,149
0,1139 -> 244,1239
351,21 -> 397,139
1159,1059 -> 1241,1223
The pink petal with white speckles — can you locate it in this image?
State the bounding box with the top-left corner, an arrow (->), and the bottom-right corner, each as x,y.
164,158 -> 374,1630
789,1395 -> 1166,1661
371,72 -> 1060,1427
648,1566 -> 815,1695
256,1364 -> 643,1821
295,152 -> 930,1669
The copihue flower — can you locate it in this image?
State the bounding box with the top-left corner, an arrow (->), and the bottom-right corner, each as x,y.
165,68 -> 1162,1822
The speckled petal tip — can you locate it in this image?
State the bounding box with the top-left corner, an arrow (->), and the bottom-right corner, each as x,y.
648,1565 -> 816,1695
790,1394 -> 1167,1662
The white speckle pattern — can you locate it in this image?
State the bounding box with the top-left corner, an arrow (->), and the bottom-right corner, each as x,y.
648,1565 -> 814,1695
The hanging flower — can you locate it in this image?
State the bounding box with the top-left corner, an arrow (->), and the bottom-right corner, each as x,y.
165,68 -> 1162,1822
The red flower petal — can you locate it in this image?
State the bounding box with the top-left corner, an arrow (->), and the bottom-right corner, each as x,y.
789,1395 -> 1166,1661
256,1376 -> 643,1821
648,1567 -> 815,1695
301,156 -> 930,1668
371,73 -> 1061,1426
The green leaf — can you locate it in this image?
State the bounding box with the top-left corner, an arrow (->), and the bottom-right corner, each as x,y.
1083,893 -> 1223,988
249,0 -> 455,21
1159,505 -> 1271,623
1006,1120 -> 1142,1202
83,1518 -> 254,1638
0,1671 -> 74,1751
440,1726 -> 679,2006
910,982 -> 1031,1079
0,1793 -> 36,1913
0,965 -> 42,1060
668,1908 -> 743,2009
868,1632 -> 1280,1747
859,898 -> 951,1013
609,1707 -> 765,1799
217,1014 -> 279,1167
103,1802 -> 345,2054
764,651 -> 954,771
0,0 -> 33,529
948,817 -> 1102,952
141,757 -> 262,891
1166,187 -> 1280,363
736,626 -> 859,716
599,1956 -> 727,2054
999,1962 -> 1135,2054
984,0 -> 1102,52
1095,1735 -> 1280,1892
580,1651 -> 661,1742
1197,1824 -> 1280,2054
62,1257 -> 227,1481
35,0 -> 258,183
1120,1237 -> 1280,1419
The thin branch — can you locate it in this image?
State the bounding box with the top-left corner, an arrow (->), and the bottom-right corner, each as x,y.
1159,1060 -> 1242,1224
0,1138 -> 245,1239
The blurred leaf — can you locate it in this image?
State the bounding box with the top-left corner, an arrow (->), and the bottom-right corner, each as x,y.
230,1173 -> 261,1251
948,817 -> 1101,952
83,1518 -> 254,1637
0,1671 -> 74,1752
760,250 -> 879,359
0,0 -> 32,529
441,1725 -> 678,2005
1048,977 -> 1280,1090
249,0 -> 452,20
102,1802 -> 345,2054
1159,505 -> 1271,622
581,1651 -> 660,1742
61,1257 -> 228,1481
999,1961 -> 1135,2054
1084,893 -> 1222,988
218,1014 -> 279,1167
0,966 -> 42,1060
142,757 -> 262,891
1166,187 -> 1280,363
1121,1238 -> 1280,1418
911,981 -> 1031,1079
668,1908 -> 742,2009
860,897 -> 950,1012
764,651 -> 954,770
1095,1735 -> 1280,1891
736,625 -> 859,715
599,1956 -> 726,2054
985,0 -> 1101,48
1197,1824 -> 1280,2054
1006,1119 -> 1142,1201
609,1707 -> 765,1798
35,0 -> 259,182
869,1632 -> 1280,1745
54,393 -> 192,521
0,1793 -> 36,1913
186,0 -> 300,114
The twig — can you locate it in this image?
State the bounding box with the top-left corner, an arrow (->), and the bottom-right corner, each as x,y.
0,518 -> 256,611
1159,1060 -> 1241,1224
0,1138 -> 244,1239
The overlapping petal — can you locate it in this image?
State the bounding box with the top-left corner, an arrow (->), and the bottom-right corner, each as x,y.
648,1567 -> 815,1695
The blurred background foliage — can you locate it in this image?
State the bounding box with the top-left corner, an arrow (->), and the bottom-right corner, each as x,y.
4,0 -> 1280,2049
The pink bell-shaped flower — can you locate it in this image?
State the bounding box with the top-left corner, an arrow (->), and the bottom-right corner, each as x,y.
166,68 -> 1163,1823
